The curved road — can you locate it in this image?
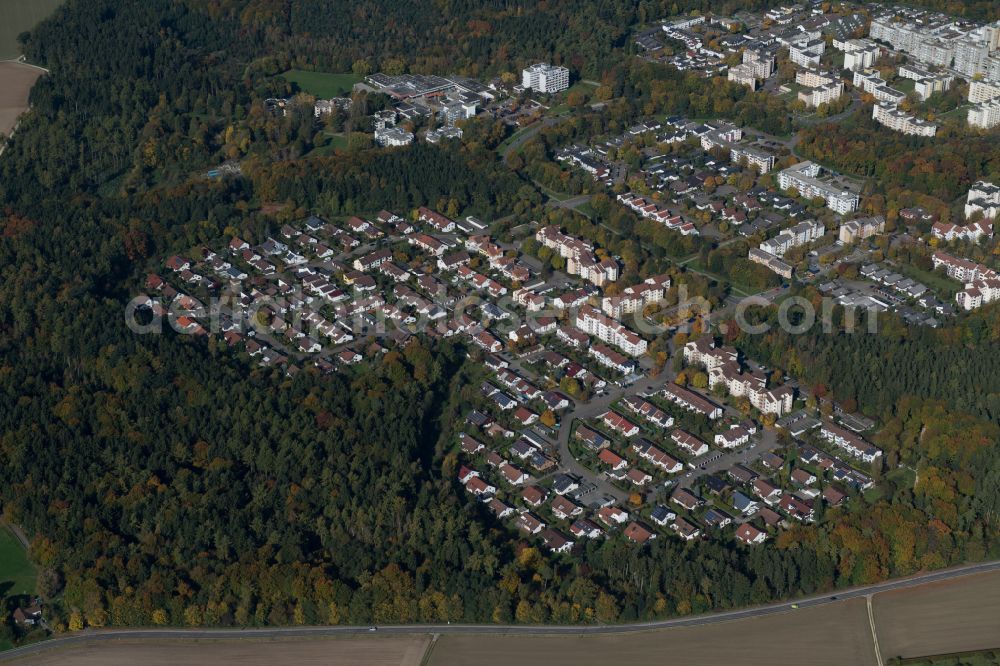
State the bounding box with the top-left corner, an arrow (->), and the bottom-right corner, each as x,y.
3,560 -> 998,661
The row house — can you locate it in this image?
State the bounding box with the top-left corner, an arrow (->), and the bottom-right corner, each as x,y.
417,207 -> 456,233
602,410 -> 641,437
819,422 -> 883,463
589,344 -> 639,375
632,438 -> 683,473
621,395 -> 675,429
670,429 -> 709,457
660,383 -> 723,419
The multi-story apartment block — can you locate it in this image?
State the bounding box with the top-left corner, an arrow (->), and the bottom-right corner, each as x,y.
898,64 -> 953,100
798,81 -> 844,108
601,274 -> 670,319
748,248 -> 794,279
728,63 -> 760,89
535,225 -> 618,286
744,48 -> 777,76
374,127 -> 414,147
796,68 -> 836,89
969,80 -> 1000,104
706,360 -> 795,417
760,219 -> 826,258
956,278 -> 1000,310
853,69 -> 885,94
789,38 -> 825,67
838,216 -> 886,244
778,161 -> 859,214
683,337 -> 738,371
872,84 -> 907,105
870,12 -> 1000,79
968,99 -> 1000,129
521,63 -> 570,93
730,144 -> 775,173
837,38 -> 880,71
872,102 -> 938,136
574,305 -> 647,356
931,251 -> 998,282
964,181 -> 1000,220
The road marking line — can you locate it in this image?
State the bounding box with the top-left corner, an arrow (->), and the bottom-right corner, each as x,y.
867,594 -> 883,666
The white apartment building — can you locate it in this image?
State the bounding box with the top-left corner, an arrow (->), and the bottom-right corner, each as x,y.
575,305 -> 647,356
839,216 -> 885,244
798,81 -> 844,108
969,99 -> 1000,129
743,48 -> 776,77
759,219 -> 826,257
898,64 -> 953,100
790,39 -> 825,68
872,102 -> 938,137
853,69 -> 885,94
535,225 -> 617,286
601,274 -> 670,319
969,80 -> 1000,104
731,145 -> 775,173
522,63 -> 570,93
956,278 -> 1000,310
931,251 -> 997,282
374,127 -> 414,147
965,181 -> 1000,220
748,248 -> 794,279
796,69 -> 835,89
838,39 -> 879,71
872,84 -> 907,105
778,161 -> 859,214
728,63 -> 759,89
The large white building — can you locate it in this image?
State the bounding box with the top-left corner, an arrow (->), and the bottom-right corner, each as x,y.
872,102 -> 938,137
870,13 -> 1000,80
575,305 -> 647,356
837,38 -> 880,71
798,81 -> 844,108
964,181 -> 1000,220
522,63 -> 570,93
778,161 -> 859,214
839,216 -> 886,244
969,99 -> 1000,129
969,80 -> 1000,104
374,127 -> 414,147
759,219 -> 826,257
898,64 -> 953,101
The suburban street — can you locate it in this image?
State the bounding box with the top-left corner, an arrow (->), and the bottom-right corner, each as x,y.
2,559 -> 998,662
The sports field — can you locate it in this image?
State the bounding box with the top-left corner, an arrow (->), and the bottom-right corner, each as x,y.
0,0 -> 64,60
281,70 -> 361,98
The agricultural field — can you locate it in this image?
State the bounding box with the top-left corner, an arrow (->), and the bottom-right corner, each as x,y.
0,61 -> 44,136
428,598 -> 877,666
11,636 -> 431,666
874,570 -> 1000,662
281,70 -> 361,98
0,0 -> 65,60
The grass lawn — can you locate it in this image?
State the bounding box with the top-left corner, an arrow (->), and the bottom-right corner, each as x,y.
281,70 -> 361,98
0,526 -> 36,600
895,261 -> 959,298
